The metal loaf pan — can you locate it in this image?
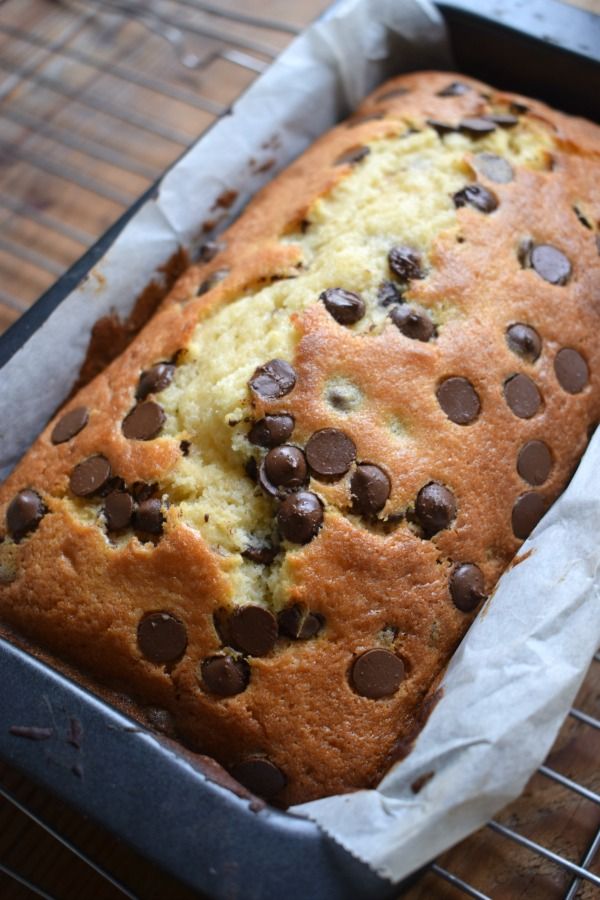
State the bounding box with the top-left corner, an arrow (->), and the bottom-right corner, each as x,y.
0,1 -> 598,897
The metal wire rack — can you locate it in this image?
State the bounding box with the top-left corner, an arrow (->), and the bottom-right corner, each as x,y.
0,1 -> 599,898
0,653 -> 598,898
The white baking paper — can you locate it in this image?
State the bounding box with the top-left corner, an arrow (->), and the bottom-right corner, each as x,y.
1,0 -> 599,888
293,439 -> 600,880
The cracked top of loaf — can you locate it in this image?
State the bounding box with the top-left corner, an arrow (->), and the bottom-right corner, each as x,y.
1,71 -> 600,806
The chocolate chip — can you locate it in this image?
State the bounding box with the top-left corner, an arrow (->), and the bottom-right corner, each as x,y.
104,490 -> 134,531
201,655 -> 249,696
100,476 -> 126,498
474,152 -> 513,183
133,498 -> 164,535
197,240 -> 225,262
230,606 -> 277,656
506,324 -> 542,362
351,649 -> 405,698
530,244 -> 571,285
350,464 -> 390,516
278,604 -> 323,640
136,363 -> 175,401
436,377 -> 480,425
334,146 -> 370,165
249,359 -> 296,401
241,542 -> 278,565
137,612 -> 187,664
485,113 -> 519,128
377,280 -> 403,307
459,117 -> 497,136
230,757 -> 286,799
427,119 -> 456,136
197,268 -> 229,296
437,81 -> 470,96
450,563 -> 486,612
377,86 -> 410,101
390,304 -> 435,342
319,288 -> 365,325
131,481 -> 157,502
388,245 -> 424,281
70,455 -> 111,497
554,348 -> 589,394
264,445 -> 307,491
504,374 -> 542,418
257,460 -> 279,498
453,184 -> 498,213
245,457 -> 258,482
517,441 -> 552,486
122,401 -> 165,441
212,607 -> 231,645
512,492 -> 545,539
51,406 -> 89,444
573,206 -> 592,229
415,482 -> 456,537
277,491 -> 323,544
6,490 -> 45,541
248,415 -> 294,448
180,440 -> 191,456
305,428 -> 356,479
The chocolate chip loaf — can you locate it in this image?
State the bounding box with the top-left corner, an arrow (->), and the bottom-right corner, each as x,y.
1,71 -> 600,807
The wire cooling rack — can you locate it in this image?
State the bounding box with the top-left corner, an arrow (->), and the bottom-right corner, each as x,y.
0,653 -> 598,898
1,1 -> 599,898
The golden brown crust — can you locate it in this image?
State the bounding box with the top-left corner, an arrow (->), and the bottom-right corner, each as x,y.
1,71 -> 600,806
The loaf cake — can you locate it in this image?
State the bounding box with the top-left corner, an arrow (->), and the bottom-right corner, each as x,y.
1,71 -> 599,807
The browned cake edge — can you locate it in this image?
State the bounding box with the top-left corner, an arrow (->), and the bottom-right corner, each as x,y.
1,71 -> 600,806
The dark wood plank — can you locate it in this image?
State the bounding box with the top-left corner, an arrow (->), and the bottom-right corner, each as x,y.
0,0 -> 328,331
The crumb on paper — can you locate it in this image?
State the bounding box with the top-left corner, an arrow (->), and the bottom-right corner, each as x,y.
411,771 -> 435,794
509,548 -> 536,570
211,190 -> 238,211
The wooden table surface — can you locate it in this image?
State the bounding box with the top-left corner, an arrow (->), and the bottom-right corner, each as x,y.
1,1 -> 599,898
